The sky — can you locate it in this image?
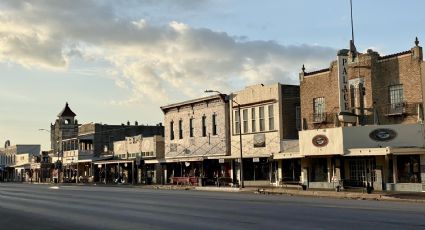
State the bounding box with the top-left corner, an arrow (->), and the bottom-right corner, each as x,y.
1,0 -> 424,150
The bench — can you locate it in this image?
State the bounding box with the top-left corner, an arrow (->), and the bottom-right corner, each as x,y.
170,177 -> 198,186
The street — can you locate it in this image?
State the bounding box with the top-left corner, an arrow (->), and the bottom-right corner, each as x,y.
0,184 -> 424,230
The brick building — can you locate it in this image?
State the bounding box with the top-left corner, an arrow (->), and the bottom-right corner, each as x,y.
298,38 -> 425,192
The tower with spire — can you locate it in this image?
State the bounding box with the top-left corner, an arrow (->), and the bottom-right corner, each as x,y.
50,103 -> 79,155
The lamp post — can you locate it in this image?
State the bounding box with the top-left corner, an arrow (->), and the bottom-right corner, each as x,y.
38,128 -> 62,183
205,90 -> 244,188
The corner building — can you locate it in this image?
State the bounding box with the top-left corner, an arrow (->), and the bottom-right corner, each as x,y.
299,39 -> 425,192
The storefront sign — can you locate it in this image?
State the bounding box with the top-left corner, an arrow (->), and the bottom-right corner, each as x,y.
369,129 -> 397,142
219,159 -> 225,163
253,134 -> 266,148
253,158 -> 260,163
337,49 -> 350,112
312,135 -> 329,147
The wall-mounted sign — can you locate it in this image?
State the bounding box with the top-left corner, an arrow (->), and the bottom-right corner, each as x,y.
312,135 -> 329,147
369,129 -> 397,142
337,49 -> 350,113
253,157 -> 260,163
254,134 -> 266,148
219,159 -> 225,163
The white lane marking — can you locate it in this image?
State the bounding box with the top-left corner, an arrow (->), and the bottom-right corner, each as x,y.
49,186 -> 60,189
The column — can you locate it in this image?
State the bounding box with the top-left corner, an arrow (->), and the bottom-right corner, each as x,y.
278,160 -> 283,186
420,154 -> 425,189
392,155 -> 398,184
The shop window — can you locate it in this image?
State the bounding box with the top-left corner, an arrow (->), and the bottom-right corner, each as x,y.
310,158 -> 328,182
397,155 -> 421,183
243,158 -> 269,181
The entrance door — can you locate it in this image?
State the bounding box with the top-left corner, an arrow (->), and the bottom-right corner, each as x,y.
348,157 -> 376,187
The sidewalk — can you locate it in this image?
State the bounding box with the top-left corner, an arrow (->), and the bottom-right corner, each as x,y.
149,184 -> 425,203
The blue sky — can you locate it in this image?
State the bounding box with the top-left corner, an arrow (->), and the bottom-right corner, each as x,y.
1,0 -> 424,150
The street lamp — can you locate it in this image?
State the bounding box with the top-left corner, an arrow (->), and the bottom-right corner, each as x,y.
38,128 -> 62,183
205,90 -> 244,188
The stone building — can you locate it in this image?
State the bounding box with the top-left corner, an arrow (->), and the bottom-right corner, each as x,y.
160,94 -> 231,185
50,103 -> 164,183
0,141 -> 41,182
95,135 -> 165,184
298,38 -> 425,192
229,83 -> 300,186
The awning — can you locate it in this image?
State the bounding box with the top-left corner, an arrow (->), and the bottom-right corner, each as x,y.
93,159 -> 135,165
344,147 -> 425,156
273,152 -> 303,160
144,159 -> 164,164
206,155 -> 237,160
164,157 -> 204,163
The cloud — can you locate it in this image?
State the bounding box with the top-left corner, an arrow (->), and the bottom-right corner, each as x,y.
0,0 -> 337,105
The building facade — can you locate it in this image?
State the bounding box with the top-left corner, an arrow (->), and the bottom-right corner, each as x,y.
229,83 -> 300,186
161,94 -> 231,185
0,141 -> 41,182
298,39 -> 425,192
98,135 -> 165,184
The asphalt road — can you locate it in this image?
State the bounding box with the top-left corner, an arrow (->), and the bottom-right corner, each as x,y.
0,184 -> 424,230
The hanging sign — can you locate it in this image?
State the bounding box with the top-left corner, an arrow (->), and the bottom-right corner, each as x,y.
337,49 -> 350,113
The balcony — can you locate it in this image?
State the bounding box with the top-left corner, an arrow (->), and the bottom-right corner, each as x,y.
382,102 -> 421,116
311,112 -> 333,124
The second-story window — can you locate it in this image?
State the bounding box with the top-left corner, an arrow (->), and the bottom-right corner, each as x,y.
251,107 -> 256,132
295,106 -> 301,131
313,97 -> 325,122
202,115 -> 207,137
259,106 -> 265,131
235,110 -> 240,134
389,84 -> 404,114
212,114 -> 217,135
268,104 -> 274,130
170,121 -> 174,140
189,118 -> 194,137
243,109 -> 248,133
178,120 -> 183,139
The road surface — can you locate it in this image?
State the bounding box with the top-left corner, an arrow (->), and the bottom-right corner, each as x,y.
0,183 -> 424,230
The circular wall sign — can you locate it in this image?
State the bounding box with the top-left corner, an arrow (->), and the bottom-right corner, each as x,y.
312,135 -> 329,147
369,129 -> 397,142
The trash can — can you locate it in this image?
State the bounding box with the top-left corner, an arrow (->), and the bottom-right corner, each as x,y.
301,185 -> 307,191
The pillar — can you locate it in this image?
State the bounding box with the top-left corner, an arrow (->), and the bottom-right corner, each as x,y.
420,154 -> 425,187
392,155 -> 398,184
301,158 -> 309,186
278,160 -> 283,185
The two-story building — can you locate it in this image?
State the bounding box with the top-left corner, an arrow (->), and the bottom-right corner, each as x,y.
298,38 -> 425,192
93,135 -> 164,184
0,141 -> 41,182
160,94 -> 231,185
51,103 -> 164,183
229,83 -> 300,186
